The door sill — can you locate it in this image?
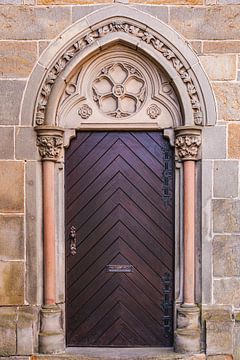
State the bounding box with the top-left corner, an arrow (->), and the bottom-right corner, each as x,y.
32,348 -> 206,360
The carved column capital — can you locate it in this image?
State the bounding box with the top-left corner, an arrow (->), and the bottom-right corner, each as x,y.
175,126 -> 202,161
35,126 -> 64,161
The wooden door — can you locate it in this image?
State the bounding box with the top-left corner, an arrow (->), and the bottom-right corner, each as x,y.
65,132 -> 174,347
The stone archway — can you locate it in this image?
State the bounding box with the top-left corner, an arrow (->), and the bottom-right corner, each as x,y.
21,3 -> 217,355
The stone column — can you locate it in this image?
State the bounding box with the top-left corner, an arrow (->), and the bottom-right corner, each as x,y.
174,126 -> 202,354
36,126 -> 65,354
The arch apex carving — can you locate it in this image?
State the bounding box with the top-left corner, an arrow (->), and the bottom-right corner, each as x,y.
21,4 -> 217,129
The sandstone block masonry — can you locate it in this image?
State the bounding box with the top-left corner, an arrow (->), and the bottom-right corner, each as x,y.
0,1 -> 239,358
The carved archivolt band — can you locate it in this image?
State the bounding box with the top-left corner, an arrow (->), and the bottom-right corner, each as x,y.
175,127 -> 202,161
36,127 -> 64,161
36,20 -> 203,126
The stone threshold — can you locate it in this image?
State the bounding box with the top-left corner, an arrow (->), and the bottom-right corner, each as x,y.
31,348 -> 206,360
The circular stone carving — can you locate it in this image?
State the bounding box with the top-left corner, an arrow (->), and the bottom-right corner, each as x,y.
92,62 -> 146,118
78,104 -> 92,119
147,104 -> 161,119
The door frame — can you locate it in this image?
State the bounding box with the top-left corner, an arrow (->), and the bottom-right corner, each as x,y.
21,3 -> 217,354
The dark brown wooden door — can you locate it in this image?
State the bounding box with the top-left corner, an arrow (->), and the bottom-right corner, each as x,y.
65,132 -> 174,347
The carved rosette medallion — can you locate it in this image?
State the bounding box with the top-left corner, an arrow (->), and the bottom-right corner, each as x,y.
147,104 -> 161,119
92,63 -> 146,118
78,104 -> 92,119
37,135 -> 63,161
175,134 -> 201,161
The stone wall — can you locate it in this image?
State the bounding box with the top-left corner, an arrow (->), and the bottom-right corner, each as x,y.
0,0 -> 240,358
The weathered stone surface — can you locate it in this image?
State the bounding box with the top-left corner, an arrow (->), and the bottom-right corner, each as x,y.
213,83 -> 240,121
228,124 -> 240,159
199,55 -> 236,81
15,127 -> 39,160
170,6 -> 240,40
213,199 -> 240,233
214,160 -> 238,198
0,127 -> 14,159
38,41 -> 50,56
0,215 -> 24,261
0,6 -> 71,40
0,41 -> 37,78
234,322 -> 240,360
0,261 -> 24,305
0,161 -> 24,212
0,80 -> 25,125
202,305 -> 233,321
202,160 -> 213,304
206,320 -> 233,355
202,126 -> 226,159
203,41 -> 240,54
17,307 -> 39,355
0,307 -> 17,356
208,356 -> 233,360
213,235 -> 240,277
214,279 -> 240,307
190,41 -> 202,55
26,161 -> 43,305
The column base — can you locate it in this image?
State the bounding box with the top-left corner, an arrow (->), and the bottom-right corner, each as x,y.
174,305 -> 201,354
39,304 -> 64,354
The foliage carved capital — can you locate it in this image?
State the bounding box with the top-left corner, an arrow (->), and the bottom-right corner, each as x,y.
175,127 -> 202,161
35,126 -> 64,161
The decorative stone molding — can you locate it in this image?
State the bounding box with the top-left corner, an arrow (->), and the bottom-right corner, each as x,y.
175,127 -> 202,161
39,305 -> 64,354
35,19 -> 203,126
175,305 -> 200,353
35,126 -> 64,161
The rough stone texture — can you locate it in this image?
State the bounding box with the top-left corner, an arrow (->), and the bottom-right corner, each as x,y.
199,55 -> 236,81
38,41 -> 50,56
0,6 -> 71,40
213,161 -> 238,198
206,321 -> 233,355
170,6 -> 240,40
234,322 -> 240,360
15,127 -> 39,160
72,4 -> 169,23
0,127 -> 14,159
25,161 -> 43,305
202,305 -> 233,321
208,356 -> 233,360
0,41 -> 37,78
0,80 -> 25,125
214,279 -> 240,307
0,261 -> 24,305
17,307 -> 39,355
203,41 -> 240,54
202,126 -> 226,159
213,199 -> 240,233
228,124 -> 240,159
0,215 -> 24,260
0,307 -> 17,356
213,235 -> 240,277
213,83 -> 240,121
0,161 -> 24,213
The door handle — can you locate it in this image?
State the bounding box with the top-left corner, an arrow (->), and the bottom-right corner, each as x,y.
69,226 -> 77,256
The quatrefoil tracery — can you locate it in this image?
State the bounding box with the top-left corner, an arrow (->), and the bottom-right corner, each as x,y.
92,63 -> 147,118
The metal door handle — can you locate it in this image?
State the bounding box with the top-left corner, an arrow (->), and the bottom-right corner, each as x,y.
69,226 -> 77,255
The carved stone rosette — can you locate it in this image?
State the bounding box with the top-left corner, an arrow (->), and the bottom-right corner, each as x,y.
35,126 -> 64,161
175,127 -> 202,161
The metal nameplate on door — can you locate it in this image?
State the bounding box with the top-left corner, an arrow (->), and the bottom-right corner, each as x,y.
106,264 -> 133,273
